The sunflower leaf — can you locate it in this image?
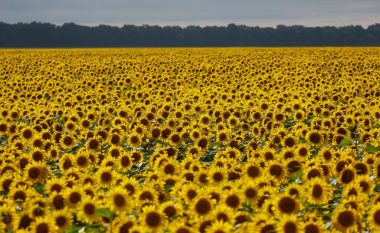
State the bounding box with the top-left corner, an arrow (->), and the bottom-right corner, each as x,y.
65,225 -> 84,233
374,184 -> 380,192
95,208 -> 113,219
283,118 -> 296,128
338,138 -> 352,149
365,144 -> 380,153
32,183 -> 46,195
0,135 -> 8,147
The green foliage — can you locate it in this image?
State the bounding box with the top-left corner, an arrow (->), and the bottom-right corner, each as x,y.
283,117 -> 296,128
61,141 -> 86,154
95,208 -> 113,219
32,183 -> 46,195
0,135 -> 8,147
338,138 -> 352,149
365,143 -> 380,153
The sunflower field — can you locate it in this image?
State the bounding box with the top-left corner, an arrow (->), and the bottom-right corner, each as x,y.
0,48 -> 380,233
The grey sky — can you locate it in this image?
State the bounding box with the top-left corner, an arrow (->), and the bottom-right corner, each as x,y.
0,0 -> 379,27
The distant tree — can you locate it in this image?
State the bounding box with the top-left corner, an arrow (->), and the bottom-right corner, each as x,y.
0,22 -> 379,47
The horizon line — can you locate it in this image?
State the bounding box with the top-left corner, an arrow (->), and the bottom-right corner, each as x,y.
1,21 -> 379,30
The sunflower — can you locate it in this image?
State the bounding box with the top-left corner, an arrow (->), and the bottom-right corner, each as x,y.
131,150 -> 144,164
52,209 -> 72,231
21,126 -> 34,141
0,174 -> 13,193
161,160 -> 178,176
113,216 -> 136,233
266,161 -> 286,182
60,134 -> 76,150
30,216 -> 58,233
306,178 -> 332,205
97,167 -> 116,186
339,165 -> 356,185
302,211 -> 325,233
306,130 -> 323,146
241,181 -> 259,204
332,206 -> 362,232
216,129 -> 230,143
15,211 -> 33,230
137,186 -> 158,206
369,203 -> 380,231
285,183 -> 302,198
0,205 -> 17,231
276,215 -> 302,233
171,222 -> 195,233
282,135 -> 297,148
141,205 -> 167,231
257,219 -> 277,233
9,184 -> 30,204
193,195 -> 214,217
160,200 -> 182,220
209,166 -> 227,184
274,194 -> 300,215
243,162 -> 262,180
150,126 -> 161,140
25,162 -> 48,183
222,189 -> 243,210
128,132 -> 142,148
107,187 -> 130,213
118,152 -> 133,171
196,136 -> 209,150
75,151 -> 90,169
64,187 -> 84,208
211,205 -> 236,224
109,133 -> 122,146
47,145 -> 60,161
78,196 -> 99,223
168,132 -> 182,146
50,191 -> 66,210
120,178 -> 138,197
205,220 -> 232,233
87,136 -> 102,151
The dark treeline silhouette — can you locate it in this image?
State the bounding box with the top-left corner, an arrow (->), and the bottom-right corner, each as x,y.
1,22 -> 380,47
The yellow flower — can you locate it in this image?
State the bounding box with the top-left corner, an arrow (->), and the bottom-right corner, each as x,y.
30,216 -> 58,233
205,220 -> 232,233
52,209 -> 72,231
369,203 -> 380,231
306,178 -> 333,205
141,205 -> 167,231
78,196 -> 100,223
276,215 -> 303,233
332,206 -> 362,232
107,187 -> 130,213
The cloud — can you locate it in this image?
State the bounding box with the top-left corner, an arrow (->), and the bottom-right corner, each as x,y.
0,0 -> 379,27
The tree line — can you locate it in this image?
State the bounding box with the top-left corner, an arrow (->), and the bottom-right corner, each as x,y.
1,22 -> 380,47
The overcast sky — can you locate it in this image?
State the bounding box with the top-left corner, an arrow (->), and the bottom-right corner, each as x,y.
0,0 -> 379,27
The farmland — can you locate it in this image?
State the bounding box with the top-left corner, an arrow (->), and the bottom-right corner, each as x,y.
0,48 -> 380,232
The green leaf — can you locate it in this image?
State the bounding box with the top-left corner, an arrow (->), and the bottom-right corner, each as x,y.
283,118 -> 296,128
95,208 -> 113,219
365,144 -> 380,153
0,135 -> 8,147
374,184 -> 380,192
309,147 -> 320,158
338,138 -> 352,148
288,170 -> 303,183
32,183 -> 45,195
65,225 -> 84,233
0,191 -> 8,197
164,184 -> 174,192
241,202 -> 253,213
